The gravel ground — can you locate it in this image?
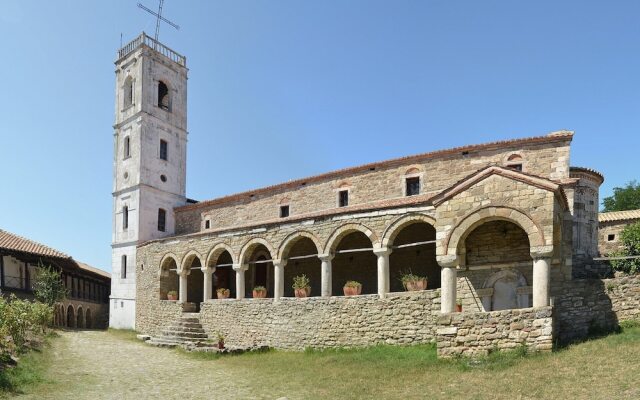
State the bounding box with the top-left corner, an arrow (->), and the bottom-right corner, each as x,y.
19,330 -> 276,400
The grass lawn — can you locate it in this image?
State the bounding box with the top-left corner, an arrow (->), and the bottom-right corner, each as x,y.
2,323 -> 640,399
0,333 -> 56,398
188,322 -> 640,399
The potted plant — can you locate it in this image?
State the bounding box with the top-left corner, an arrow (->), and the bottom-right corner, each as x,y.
343,281 -> 362,296
216,331 -> 225,350
400,271 -> 428,291
253,286 -> 267,298
456,299 -> 462,313
292,275 -> 311,298
217,288 -> 231,299
166,290 -> 178,301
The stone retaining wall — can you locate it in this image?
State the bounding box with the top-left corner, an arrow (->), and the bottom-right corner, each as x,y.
436,306 -> 554,357
198,290 -> 441,349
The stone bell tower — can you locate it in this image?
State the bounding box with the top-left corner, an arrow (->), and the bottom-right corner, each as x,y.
110,33 -> 188,329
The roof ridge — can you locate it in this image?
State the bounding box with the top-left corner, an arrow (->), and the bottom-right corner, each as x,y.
178,131 -> 574,212
0,228 -> 71,259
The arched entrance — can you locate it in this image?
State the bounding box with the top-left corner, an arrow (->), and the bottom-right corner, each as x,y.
387,221 -> 438,292
76,307 -> 84,329
210,250 -> 236,299
243,244 -> 274,298
159,255 -> 179,300
66,305 -> 75,328
183,254 -> 204,309
331,230 -> 377,295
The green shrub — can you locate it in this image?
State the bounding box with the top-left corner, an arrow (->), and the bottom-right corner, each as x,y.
611,222 -> 640,274
32,263 -> 68,306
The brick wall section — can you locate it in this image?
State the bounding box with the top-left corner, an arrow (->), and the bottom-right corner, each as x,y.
436,306 -> 554,357
175,137 -> 571,235
197,291 -> 441,349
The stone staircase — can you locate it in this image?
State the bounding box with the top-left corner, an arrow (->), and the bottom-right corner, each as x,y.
146,313 -> 216,350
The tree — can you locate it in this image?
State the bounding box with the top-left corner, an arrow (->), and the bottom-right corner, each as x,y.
610,222 -> 640,274
32,262 -> 68,306
602,180 -> 640,212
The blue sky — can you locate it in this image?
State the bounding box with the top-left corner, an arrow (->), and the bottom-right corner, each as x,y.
0,0 -> 638,273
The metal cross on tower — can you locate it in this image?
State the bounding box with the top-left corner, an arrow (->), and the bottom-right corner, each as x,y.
137,0 -> 180,43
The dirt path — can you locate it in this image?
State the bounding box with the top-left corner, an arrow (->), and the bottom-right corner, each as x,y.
19,330 -> 270,400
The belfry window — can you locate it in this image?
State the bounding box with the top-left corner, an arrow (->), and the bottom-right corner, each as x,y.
158,81 -> 170,111
160,139 -> 168,160
123,136 -> 130,159
122,206 -> 129,230
158,208 -> 166,232
406,177 -> 420,196
123,76 -> 133,108
121,255 -> 127,279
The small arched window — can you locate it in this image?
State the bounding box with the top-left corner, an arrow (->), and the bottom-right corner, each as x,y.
123,136 -> 130,159
506,154 -> 524,171
158,81 -> 170,111
123,76 -> 134,108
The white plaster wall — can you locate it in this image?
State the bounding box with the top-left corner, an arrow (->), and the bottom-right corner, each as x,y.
2,256 -> 24,288
109,298 -> 136,330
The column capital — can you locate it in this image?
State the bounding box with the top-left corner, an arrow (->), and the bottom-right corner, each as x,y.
373,247 -> 392,256
318,253 -> 334,262
177,268 -> 191,277
436,254 -> 460,268
530,245 -> 554,259
273,259 -> 287,268
200,266 -> 215,274
232,263 -> 248,272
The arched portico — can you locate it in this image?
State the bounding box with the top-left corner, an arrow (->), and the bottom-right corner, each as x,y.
278,232 -> 322,298
180,251 -> 204,309
66,305 -> 75,328
237,238 -> 276,299
76,306 -> 84,329
159,253 -> 179,301
206,244 -> 236,301
437,206 -> 553,313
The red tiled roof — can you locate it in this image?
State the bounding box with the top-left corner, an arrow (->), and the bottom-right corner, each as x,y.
570,166 -> 605,184
599,209 -> 640,223
176,131 -> 574,212
0,229 -> 70,259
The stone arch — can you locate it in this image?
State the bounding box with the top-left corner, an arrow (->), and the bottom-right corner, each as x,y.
66,304 -> 75,328
277,231 -> 323,260
85,308 -> 93,329
180,250 -> 204,272
239,238 -> 276,265
444,206 -> 546,257
323,223 -> 379,254
381,213 -> 437,248
76,306 -> 84,329
206,243 -> 236,268
158,253 -> 180,277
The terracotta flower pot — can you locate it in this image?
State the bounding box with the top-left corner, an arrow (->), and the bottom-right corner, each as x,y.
167,293 -> 178,301
405,279 -> 428,291
294,287 -> 311,298
217,290 -> 230,299
343,286 -> 362,296
253,290 -> 267,298
456,304 -> 462,313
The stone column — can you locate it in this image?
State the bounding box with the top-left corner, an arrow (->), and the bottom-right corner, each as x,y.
273,260 -> 286,301
178,269 -> 189,304
319,254 -> 334,297
201,266 -> 215,302
373,248 -> 392,299
532,257 -> 551,308
438,255 -> 458,313
232,264 -> 248,300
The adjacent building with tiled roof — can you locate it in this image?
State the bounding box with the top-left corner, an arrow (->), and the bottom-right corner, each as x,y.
598,209 -> 640,255
0,228 -> 111,329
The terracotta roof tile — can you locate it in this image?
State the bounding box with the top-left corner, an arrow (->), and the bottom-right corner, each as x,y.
0,229 -> 70,259
177,131 -> 574,212
599,209 -> 640,223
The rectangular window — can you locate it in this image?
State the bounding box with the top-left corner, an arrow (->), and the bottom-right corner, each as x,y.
608,234 -> 616,241
160,139 -> 168,161
123,136 -> 130,159
121,255 -> 127,279
205,220 -> 210,229
338,190 -> 349,207
406,177 -> 420,196
280,205 -> 290,218
508,164 -> 523,171
158,208 -> 166,232
122,206 -> 129,230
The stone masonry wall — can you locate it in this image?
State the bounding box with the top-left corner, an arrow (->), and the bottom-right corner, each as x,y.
436,306 -> 554,357
175,136 -> 571,235
198,291 -> 441,349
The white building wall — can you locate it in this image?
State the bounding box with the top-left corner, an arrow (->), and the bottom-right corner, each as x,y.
110,39 -> 188,330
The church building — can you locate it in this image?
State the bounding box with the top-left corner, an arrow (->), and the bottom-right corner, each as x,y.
110,33 -> 635,357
